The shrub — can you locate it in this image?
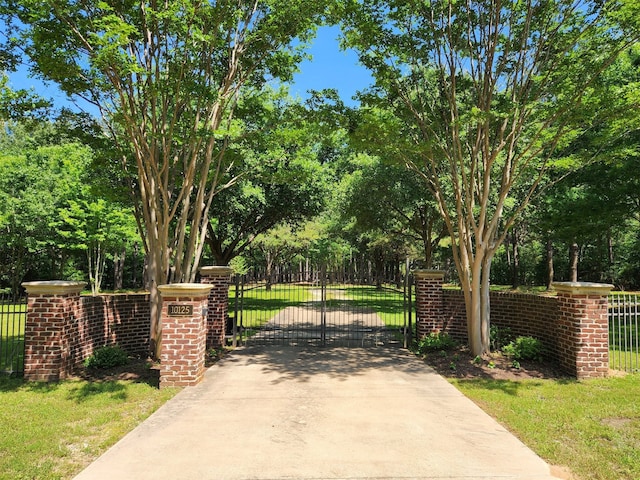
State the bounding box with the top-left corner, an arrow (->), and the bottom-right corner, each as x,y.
84,345 -> 129,369
415,332 -> 457,354
490,325 -> 514,351
502,336 -> 544,361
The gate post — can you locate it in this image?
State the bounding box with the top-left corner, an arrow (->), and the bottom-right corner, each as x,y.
21,281 -> 85,382
199,266 -> 234,349
552,282 -> 613,379
158,283 -> 213,388
414,270 -> 445,339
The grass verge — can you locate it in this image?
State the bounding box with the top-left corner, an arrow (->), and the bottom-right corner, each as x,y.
451,374 -> 640,480
0,376 -> 177,480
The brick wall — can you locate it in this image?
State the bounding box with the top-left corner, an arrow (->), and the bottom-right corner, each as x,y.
22,281 -> 151,381
23,283 -> 83,381
199,266 -> 233,349
440,290 -> 561,363
158,284 -> 212,388
69,294 -> 151,368
414,271 -> 613,379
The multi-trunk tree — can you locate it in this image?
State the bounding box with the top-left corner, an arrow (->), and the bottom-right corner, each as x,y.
342,0 -> 640,355
1,0 -> 330,356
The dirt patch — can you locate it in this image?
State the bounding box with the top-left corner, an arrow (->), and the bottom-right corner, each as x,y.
418,345 -> 568,381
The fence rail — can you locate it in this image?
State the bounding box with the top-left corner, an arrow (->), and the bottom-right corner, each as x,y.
609,293 -> 640,373
0,293 -> 26,376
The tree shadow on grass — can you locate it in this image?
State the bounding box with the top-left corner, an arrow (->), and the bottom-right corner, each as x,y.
66,381 -> 129,402
0,358 -> 160,397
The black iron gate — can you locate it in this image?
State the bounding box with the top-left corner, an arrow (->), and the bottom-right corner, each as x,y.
229,272 -> 414,349
0,293 -> 26,376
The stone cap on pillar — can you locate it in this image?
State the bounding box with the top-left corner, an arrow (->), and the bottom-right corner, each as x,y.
158,283 -> 214,297
199,266 -> 234,277
552,282 -> 614,296
22,280 -> 86,295
413,270 -> 446,280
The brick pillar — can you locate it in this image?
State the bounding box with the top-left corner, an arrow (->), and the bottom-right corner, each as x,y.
199,266 -> 233,349
553,282 -> 613,379
21,281 -> 85,382
414,270 -> 446,339
158,283 -> 213,388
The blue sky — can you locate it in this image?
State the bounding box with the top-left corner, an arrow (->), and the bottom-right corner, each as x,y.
7,25 -> 373,112
288,25 -> 374,105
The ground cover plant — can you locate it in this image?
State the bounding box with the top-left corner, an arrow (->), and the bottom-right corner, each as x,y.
0,368 -> 177,480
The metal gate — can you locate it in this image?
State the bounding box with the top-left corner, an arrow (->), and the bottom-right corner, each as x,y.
229,272 -> 414,349
609,293 -> 640,373
0,293 -> 26,376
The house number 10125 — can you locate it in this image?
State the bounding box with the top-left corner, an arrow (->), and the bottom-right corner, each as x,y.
167,304 -> 193,317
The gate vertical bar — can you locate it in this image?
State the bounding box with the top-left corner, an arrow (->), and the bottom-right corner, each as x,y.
321,266 -> 327,346
232,275 -> 240,348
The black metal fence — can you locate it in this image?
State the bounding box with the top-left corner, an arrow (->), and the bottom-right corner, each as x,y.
609,293 -> 640,373
229,273 -> 414,349
0,293 -> 26,377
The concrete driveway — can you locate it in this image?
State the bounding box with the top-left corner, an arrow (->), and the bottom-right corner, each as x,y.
74,346 -> 560,480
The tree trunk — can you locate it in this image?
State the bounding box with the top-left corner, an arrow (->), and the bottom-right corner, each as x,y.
608,231 -> 614,267
511,231 -> 520,289
113,247 -> 125,291
265,252 -> 273,291
546,239 -> 554,290
570,242 -> 579,282
132,242 -> 139,289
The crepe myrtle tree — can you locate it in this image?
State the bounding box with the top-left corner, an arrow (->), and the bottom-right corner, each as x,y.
342,0 -> 640,355
0,0 -> 332,357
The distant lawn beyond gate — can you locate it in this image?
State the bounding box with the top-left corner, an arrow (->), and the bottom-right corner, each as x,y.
229,282 -> 409,346
231,284 -> 312,333
0,299 -> 26,375
341,285 -> 407,329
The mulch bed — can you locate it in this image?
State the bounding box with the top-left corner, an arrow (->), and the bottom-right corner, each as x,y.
418,346 -> 568,381
75,346 -> 567,385
75,348 -> 229,387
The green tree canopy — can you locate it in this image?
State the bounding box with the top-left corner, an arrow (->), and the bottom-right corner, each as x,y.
341,0 -> 640,355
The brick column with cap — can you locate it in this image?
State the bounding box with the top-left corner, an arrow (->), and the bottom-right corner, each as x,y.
414,270 -> 446,339
553,281 -> 613,379
158,283 -> 213,388
21,281 -> 85,382
199,266 -> 233,349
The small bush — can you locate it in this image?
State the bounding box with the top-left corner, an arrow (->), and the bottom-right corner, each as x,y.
502,336 -> 544,361
415,332 -> 457,354
490,325 -> 514,351
84,345 -> 129,369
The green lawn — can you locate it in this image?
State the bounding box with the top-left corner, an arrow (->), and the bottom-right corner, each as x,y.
341,285 -> 408,328
229,284 -> 312,330
452,375 -> 640,480
0,376 -> 177,480
0,304 -> 26,374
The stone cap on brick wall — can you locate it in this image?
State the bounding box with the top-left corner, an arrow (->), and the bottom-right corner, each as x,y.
158,283 -> 214,297
22,280 -> 86,295
413,269 -> 445,280
199,266 -> 234,277
552,281 -> 614,295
